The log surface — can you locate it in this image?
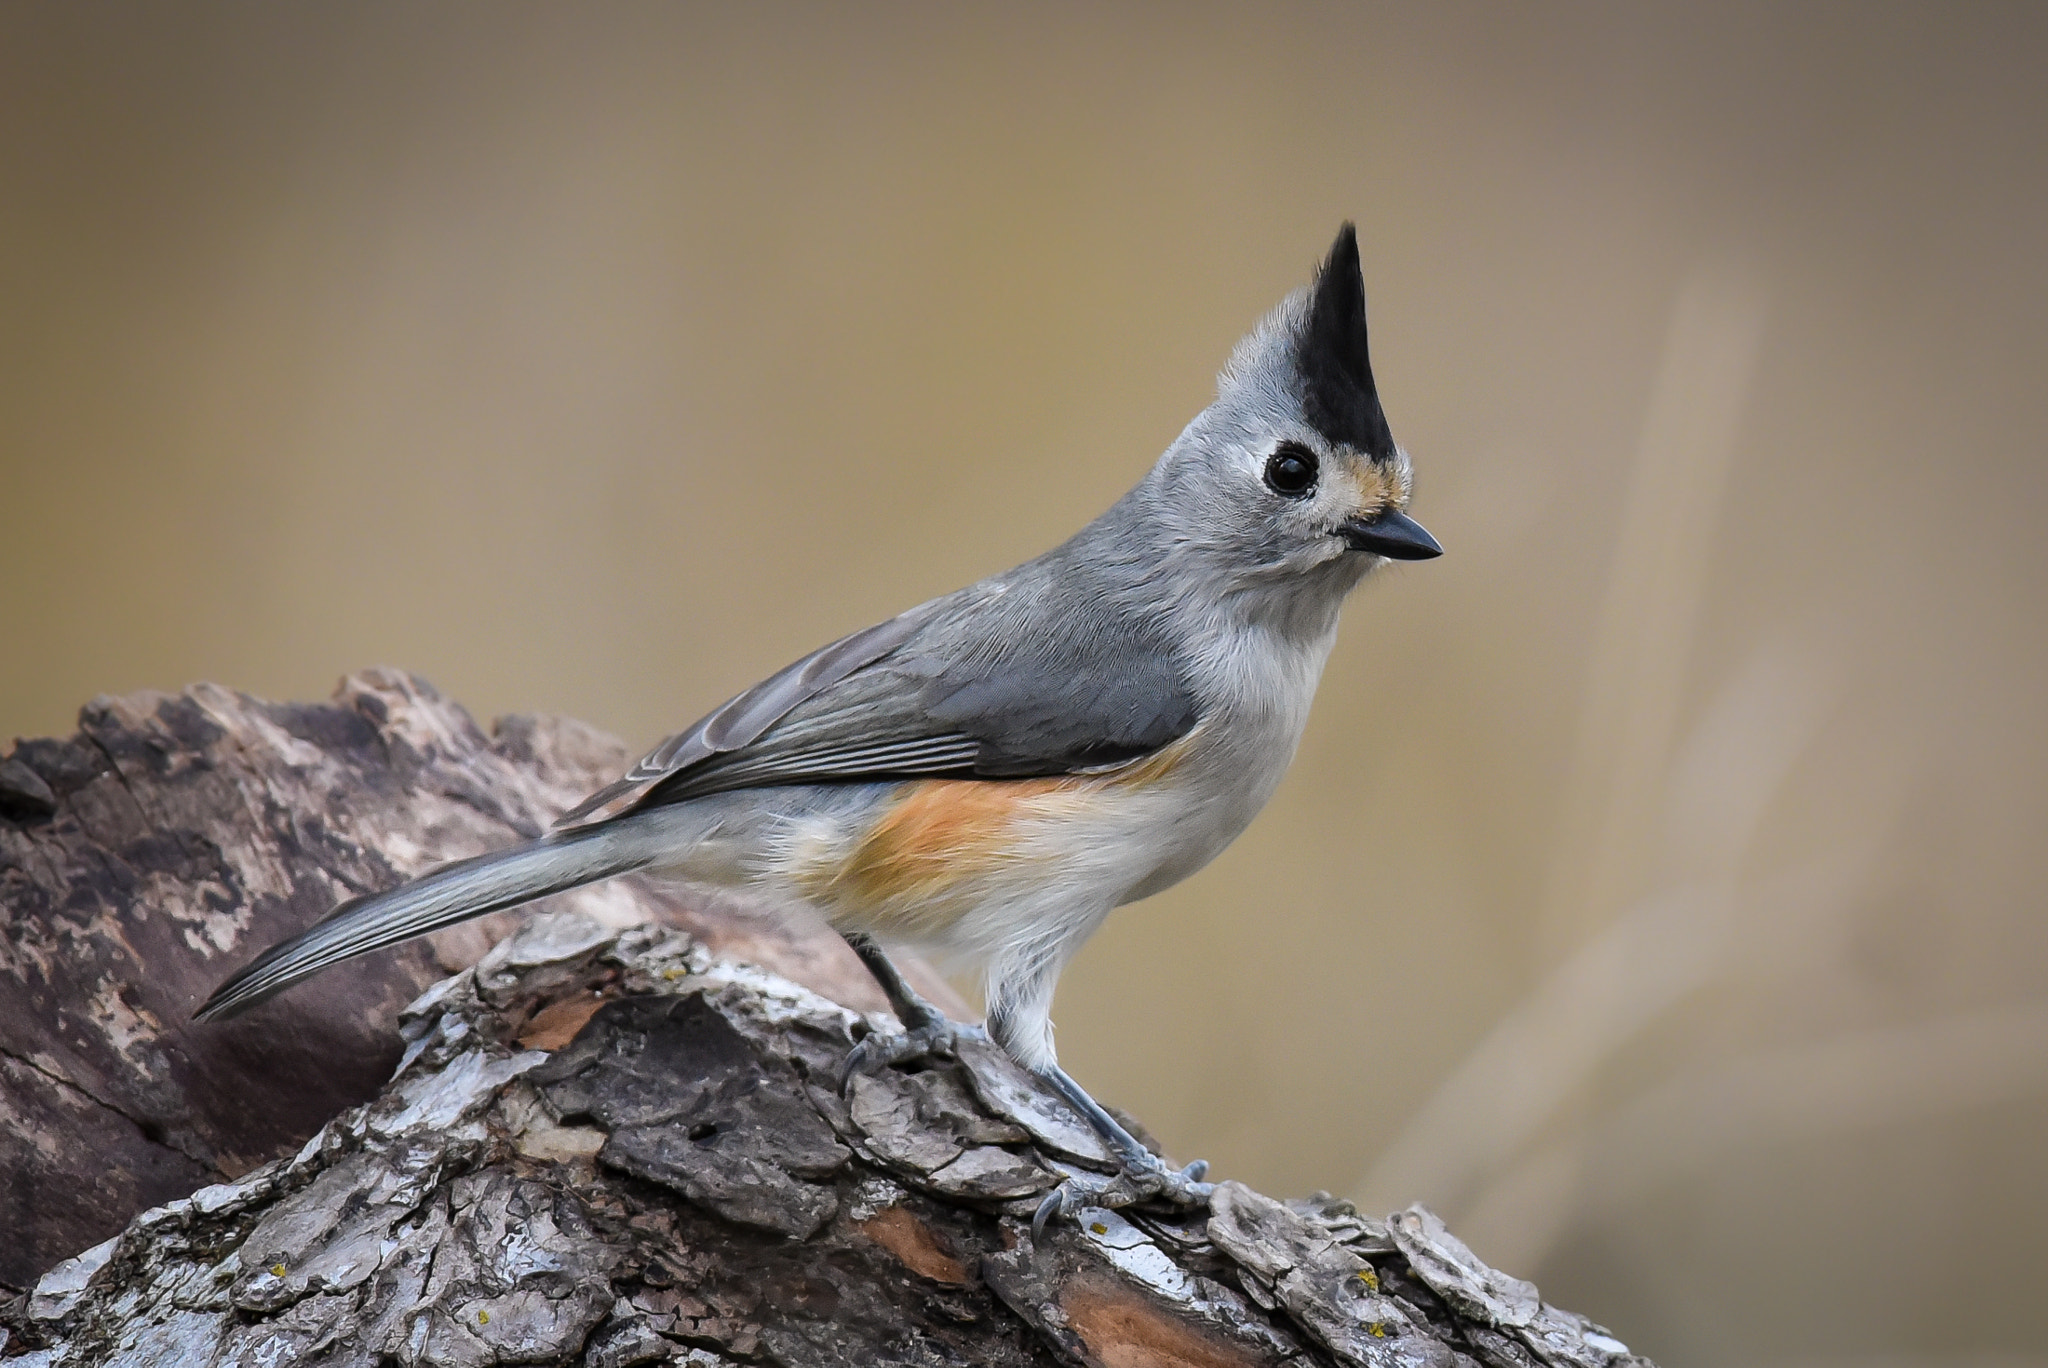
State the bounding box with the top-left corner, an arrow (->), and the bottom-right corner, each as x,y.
0,670 -> 956,1292
0,674 -> 1654,1368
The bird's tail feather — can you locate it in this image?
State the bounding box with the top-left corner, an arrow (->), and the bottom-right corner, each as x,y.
194,823 -> 652,1021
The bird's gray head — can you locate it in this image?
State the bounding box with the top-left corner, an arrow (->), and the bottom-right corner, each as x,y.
1114,224 -> 1441,636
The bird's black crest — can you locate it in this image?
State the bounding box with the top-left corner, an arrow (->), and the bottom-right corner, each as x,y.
1295,223 -> 1396,461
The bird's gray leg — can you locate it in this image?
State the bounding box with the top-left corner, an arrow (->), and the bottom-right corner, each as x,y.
982,953 -> 1214,1235
838,932 -> 983,1088
1026,1062 -> 1214,1237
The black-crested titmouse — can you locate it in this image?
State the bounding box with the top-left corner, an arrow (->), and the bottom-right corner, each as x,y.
197,224 -> 1442,1226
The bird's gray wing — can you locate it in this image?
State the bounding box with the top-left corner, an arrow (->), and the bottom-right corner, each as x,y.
554,602 -> 949,828
555,579 -> 1200,828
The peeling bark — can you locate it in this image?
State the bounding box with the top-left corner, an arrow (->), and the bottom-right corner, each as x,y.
0,674 -> 1654,1368
0,670 -> 957,1291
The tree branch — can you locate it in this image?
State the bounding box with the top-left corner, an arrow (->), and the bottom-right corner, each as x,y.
0,673 -> 1652,1368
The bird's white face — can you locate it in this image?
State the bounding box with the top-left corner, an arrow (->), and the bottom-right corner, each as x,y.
1140,311 -> 1436,634
1141,219 -> 1443,637
1221,428 -> 1419,580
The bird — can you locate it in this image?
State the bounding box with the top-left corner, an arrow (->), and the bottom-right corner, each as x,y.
196,223 -> 1442,1229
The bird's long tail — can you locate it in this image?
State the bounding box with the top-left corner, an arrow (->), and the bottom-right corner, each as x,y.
194,820 -> 656,1021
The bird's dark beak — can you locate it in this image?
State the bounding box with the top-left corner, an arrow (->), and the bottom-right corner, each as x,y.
1340,510 -> 1443,560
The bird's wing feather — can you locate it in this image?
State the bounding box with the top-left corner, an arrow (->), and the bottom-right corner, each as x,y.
555,575 -> 1200,827
554,602 -> 948,828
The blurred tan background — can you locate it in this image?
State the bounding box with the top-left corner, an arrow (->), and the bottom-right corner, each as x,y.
4,3 -> 2045,1362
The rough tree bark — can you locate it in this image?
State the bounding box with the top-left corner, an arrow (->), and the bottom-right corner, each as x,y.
0,672 -> 1654,1368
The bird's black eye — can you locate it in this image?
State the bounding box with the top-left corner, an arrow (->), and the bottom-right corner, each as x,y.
1263,443 -> 1319,497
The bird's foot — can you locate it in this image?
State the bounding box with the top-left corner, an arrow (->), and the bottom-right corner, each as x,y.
841,1012 -> 985,1094
1032,1154 -> 1214,1240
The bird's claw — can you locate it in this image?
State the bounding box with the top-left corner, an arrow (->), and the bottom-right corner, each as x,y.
1031,1156 -> 1214,1241
839,1016 -> 981,1095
